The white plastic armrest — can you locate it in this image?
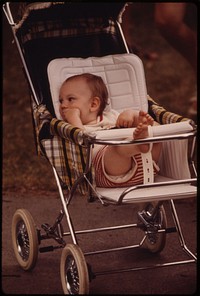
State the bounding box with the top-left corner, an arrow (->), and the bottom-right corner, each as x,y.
89,121 -> 194,140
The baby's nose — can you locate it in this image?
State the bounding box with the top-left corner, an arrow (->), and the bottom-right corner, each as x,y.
60,103 -> 67,109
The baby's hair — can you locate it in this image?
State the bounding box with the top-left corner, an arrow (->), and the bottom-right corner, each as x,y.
64,73 -> 109,115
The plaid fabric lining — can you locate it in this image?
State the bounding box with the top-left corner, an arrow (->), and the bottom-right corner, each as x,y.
50,118 -> 85,145
32,101 -> 53,155
147,95 -> 191,124
41,135 -> 89,195
32,102 -> 90,195
16,14 -> 117,43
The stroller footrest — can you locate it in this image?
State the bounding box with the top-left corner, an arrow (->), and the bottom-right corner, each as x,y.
39,245 -> 63,253
165,227 -> 177,233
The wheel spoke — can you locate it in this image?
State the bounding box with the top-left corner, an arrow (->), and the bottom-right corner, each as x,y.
16,221 -> 30,261
66,256 -> 79,294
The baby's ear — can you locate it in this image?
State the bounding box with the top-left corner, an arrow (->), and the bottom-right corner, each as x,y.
90,96 -> 100,112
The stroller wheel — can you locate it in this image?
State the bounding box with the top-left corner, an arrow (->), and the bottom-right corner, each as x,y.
143,203 -> 167,253
12,209 -> 38,271
60,244 -> 89,295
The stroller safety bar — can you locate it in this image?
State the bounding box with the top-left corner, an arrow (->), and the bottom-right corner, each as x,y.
85,121 -> 196,146
87,121 -> 195,141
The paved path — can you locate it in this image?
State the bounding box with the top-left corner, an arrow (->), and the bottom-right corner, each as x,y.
2,190 -> 197,294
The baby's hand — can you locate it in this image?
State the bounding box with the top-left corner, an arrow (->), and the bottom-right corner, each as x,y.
61,108 -> 81,125
61,107 -> 80,122
116,109 -> 138,128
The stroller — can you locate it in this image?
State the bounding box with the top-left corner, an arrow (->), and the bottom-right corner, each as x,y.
3,2 -> 197,294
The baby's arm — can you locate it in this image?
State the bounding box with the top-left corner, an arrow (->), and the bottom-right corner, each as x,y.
116,109 -> 156,128
61,108 -> 84,130
116,109 -> 139,128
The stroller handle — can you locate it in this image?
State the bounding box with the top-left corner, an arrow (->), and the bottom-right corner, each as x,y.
3,3 -> 15,26
3,2 -> 40,106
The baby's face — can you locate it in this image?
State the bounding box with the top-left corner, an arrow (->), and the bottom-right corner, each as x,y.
59,78 -> 93,124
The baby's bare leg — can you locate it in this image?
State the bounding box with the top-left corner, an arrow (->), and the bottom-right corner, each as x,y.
134,111 -> 154,153
103,122 -> 150,176
133,122 -> 150,153
103,112 -> 160,176
134,121 -> 162,160
103,144 -> 140,176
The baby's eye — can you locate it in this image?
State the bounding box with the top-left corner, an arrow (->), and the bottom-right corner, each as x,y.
59,98 -> 63,104
68,97 -> 75,102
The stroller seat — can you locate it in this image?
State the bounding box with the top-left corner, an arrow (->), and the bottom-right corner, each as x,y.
47,53 -> 196,204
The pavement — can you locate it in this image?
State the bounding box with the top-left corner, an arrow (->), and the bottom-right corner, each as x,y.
2,190 -> 197,294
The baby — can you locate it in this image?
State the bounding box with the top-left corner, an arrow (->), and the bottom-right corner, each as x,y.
59,73 -> 161,187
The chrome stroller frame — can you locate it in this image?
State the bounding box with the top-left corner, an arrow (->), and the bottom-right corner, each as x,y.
3,3 -> 197,294
37,125 -> 197,294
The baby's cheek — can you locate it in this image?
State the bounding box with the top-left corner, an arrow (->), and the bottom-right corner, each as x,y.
59,107 -> 64,118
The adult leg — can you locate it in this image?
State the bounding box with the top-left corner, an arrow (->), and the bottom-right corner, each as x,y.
154,3 -> 197,72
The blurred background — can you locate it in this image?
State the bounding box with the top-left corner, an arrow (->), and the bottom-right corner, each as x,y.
3,2 -> 197,192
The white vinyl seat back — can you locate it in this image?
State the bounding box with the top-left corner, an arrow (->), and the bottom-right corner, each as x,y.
47,53 -> 148,119
47,53 -> 193,183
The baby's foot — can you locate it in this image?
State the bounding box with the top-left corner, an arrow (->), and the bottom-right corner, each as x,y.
138,110 -> 154,126
145,113 -> 154,126
134,122 -> 149,139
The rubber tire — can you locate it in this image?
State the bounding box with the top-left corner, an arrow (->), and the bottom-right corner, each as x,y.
144,203 -> 167,253
12,208 -> 38,270
60,244 -> 89,294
